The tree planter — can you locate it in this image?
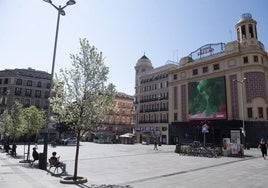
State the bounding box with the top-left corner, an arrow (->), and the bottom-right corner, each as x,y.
60,176 -> 87,184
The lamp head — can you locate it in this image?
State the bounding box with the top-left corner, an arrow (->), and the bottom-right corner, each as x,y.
43,0 -> 52,3
60,9 -> 66,16
66,0 -> 76,5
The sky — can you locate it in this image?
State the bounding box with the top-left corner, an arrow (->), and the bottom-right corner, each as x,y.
0,0 -> 267,95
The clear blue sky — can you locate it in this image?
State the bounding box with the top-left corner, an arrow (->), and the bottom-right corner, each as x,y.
0,0 -> 267,95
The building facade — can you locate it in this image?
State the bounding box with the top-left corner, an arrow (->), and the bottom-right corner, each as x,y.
134,55 -> 177,144
168,13 -> 268,147
92,92 -> 134,144
134,13 -> 268,146
0,68 -> 52,112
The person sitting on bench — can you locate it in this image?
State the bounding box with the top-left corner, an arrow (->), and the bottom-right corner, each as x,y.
50,151 -> 66,172
31,147 -> 39,166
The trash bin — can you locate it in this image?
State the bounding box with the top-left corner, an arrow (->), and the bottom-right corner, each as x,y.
38,153 -> 46,169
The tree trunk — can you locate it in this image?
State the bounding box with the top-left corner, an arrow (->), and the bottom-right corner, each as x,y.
27,142 -> 30,161
73,135 -> 80,181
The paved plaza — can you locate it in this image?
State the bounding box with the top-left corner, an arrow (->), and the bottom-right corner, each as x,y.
0,142 -> 268,188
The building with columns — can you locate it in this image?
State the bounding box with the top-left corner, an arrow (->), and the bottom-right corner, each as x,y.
134,13 -> 268,146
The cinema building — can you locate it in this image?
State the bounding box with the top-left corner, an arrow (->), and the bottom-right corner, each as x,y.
168,13 -> 268,147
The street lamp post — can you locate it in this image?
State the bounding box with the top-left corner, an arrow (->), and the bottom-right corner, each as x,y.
42,0 -> 75,170
158,95 -> 161,144
233,78 -> 246,147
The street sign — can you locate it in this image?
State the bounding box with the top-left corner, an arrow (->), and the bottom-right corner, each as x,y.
202,124 -> 209,133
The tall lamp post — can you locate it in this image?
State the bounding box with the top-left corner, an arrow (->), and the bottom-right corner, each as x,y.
42,0 -> 76,170
233,78 -> 246,147
158,95 -> 162,144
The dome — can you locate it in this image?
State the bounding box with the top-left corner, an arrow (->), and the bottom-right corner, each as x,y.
136,54 -> 152,67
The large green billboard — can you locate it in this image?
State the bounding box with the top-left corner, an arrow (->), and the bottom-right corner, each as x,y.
188,76 -> 227,120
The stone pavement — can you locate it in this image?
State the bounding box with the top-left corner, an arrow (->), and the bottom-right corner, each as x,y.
0,142 -> 267,188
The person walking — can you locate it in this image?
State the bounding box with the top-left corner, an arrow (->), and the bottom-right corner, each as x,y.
258,138 -> 267,160
154,139 -> 158,151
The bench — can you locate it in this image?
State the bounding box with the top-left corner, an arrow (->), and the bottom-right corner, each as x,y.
48,159 -> 66,175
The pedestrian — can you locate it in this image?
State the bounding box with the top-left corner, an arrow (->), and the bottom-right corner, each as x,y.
11,143 -> 17,157
154,139 -> 158,150
258,138 -> 267,160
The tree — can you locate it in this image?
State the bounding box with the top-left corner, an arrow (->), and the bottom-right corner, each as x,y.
21,105 -> 46,161
7,101 -> 24,143
50,38 -> 116,182
0,109 -> 11,139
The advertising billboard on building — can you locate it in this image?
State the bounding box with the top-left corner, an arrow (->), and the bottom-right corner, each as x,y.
188,76 -> 227,120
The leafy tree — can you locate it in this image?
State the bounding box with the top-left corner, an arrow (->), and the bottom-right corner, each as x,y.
7,101 -> 24,143
0,109 -> 11,139
22,105 -> 46,161
50,38 -> 116,181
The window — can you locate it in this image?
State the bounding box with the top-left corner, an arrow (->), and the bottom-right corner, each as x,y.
258,107 -> 263,118
247,108 -> 253,118
249,24 -> 254,38
35,90 -> 41,98
46,83 -> 51,89
4,78 -> 8,84
253,55 -> 258,63
16,79 -> 22,85
15,88 -> 22,96
45,91 -> 50,98
27,80 -> 32,86
241,25 -> 246,39
173,74 -> 177,80
0,79 -> 2,84
25,89 -> 32,97
202,66 -> 208,73
213,64 -> 220,70
192,69 -> 198,75
243,56 -> 248,63
35,100 -> 40,108
174,113 -> 178,121
37,82 -> 42,87
24,99 -> 30,107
